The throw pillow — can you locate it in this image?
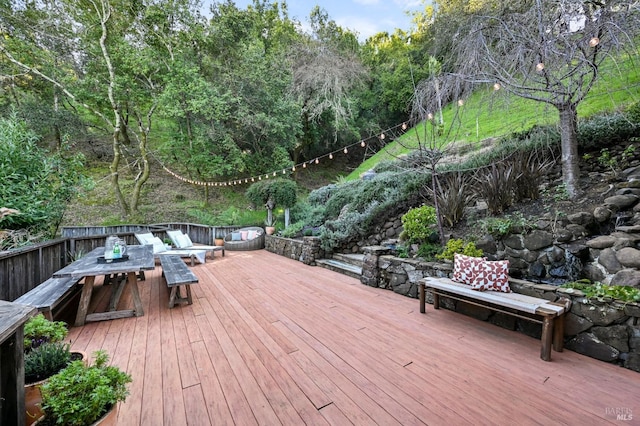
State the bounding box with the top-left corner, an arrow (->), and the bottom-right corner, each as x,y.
231,232 -> 242,241
240,231 -> 249,241
175,233 -> 190,249
471,260 -> 511,292
183,233 -> 194,246
247,230 -> 257,240
452,253 -> 485,285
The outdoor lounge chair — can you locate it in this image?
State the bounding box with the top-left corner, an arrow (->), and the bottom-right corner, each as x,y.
166,229 -> 225,258
135,232 -> 207,265
223,227 -> 265,251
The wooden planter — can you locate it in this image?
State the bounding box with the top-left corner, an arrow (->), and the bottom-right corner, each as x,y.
32,403 -> 118,426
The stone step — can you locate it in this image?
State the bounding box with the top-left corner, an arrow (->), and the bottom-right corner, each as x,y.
316,257 -> 363,280
331,253 -> 365,268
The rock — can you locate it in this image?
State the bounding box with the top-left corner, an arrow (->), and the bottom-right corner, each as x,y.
587,235 -> 617,249
572,300 -> 628,326
598,248 -> 623,273
568,211 -> 594,226
565,333 -> 620,362
523,230 -> 554,251
475,235 -> 497,254
564,312 -> 594,337
610,269 -> 640,287
624,353 -> 640,373
630,326 -> 640,351
593,206 -> 612,223
582,263 -> 606,283
503,234 -> 524,250
566,224 -> 588,238
604,194 -> 639,211
616,247 -> 640,268
591,325 -> 630,352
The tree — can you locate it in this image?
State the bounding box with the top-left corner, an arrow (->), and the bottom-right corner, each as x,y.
429,0 -> 640,198
245,179 -> 297,227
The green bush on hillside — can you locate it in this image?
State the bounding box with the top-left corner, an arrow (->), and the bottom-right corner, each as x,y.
577,112 -> 639,150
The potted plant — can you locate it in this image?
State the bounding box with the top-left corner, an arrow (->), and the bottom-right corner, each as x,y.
264,217 -> 277,235
36,350 -> 131,426
23,314 -> 86,425
24,314 -> 68,351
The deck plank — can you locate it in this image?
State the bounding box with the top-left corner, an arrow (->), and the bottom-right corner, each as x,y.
63,250 -> 640,425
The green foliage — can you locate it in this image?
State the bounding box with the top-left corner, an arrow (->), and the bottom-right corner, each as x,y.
0,115 -> 85,240
24,342 -> 71,384
417,242 -> 442,261
24,314 -> 68,351
436,239 -> 483,261
432,171 -> 471,227
511,150 -> 553,202
577,113 -> 639,150
40,350 -> 131,426
472,162 -> 516,215
401,205 -> 437,243
479,213 -> 533,239
246,179 -> 298,210
561,281 -> 640,304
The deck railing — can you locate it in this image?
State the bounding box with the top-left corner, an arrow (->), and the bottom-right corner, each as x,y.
0,223 -> 245,301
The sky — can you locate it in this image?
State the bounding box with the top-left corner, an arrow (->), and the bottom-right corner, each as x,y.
202,0 -> 428,41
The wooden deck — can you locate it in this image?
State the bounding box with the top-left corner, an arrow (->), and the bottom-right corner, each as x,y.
64,250 -> 640,425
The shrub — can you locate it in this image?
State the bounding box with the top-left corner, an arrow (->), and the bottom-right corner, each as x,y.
577,112 -> 639,150
40,350 -> 131,426
24,314 -> 68,352
479,213 -> 533,238
417,242 -> 442,261
401,205 -> 437,244
511,150 -> 554,202
24,342 -> 72,384
436,239 -> 483,261
472,162 -> 516,215
432,171 -> 472,227
561,281 -> 640,303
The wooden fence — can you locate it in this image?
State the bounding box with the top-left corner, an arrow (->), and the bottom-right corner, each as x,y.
0,223 -> 244,301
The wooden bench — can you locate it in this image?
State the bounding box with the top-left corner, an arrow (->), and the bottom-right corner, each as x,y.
419,277 -> 569,361
14,277 -> 80,321
159,255 -> 199,308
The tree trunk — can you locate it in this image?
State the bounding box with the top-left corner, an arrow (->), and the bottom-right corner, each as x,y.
557,103 -> 580,198
130,130 -> 150,213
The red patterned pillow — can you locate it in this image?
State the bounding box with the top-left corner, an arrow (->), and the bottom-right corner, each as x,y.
471,260 -> 511,292
452,254 -> 485,285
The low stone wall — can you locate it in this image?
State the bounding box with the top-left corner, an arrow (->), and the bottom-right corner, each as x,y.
265,235 -> 324,265
361,246 -> 640,373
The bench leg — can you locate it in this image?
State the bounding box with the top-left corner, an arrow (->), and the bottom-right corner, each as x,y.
185,285 -> 193,305
75,276 -> 96,327
169,287 -> 178,308
541,316 -> 554,361
553,314 -> 565,352
419,282 -> 426,313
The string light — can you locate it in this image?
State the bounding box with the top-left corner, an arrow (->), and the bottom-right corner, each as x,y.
536,62 -> 545,72
589,37 -> 600,47
493,83 -> 501,91
457,99 -> 464,106
158,121 -> 405,186
427,113 -> 433,120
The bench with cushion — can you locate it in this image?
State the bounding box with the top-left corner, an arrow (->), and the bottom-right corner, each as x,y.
223,226 -> 265,251
419,276 -> 569,361
14,277 -> 81,321
159,255 -> 199,308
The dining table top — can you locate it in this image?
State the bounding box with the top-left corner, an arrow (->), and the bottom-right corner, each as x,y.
53,245 -> 155,280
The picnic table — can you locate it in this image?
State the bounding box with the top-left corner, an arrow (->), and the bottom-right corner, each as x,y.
53,245 -> 155,326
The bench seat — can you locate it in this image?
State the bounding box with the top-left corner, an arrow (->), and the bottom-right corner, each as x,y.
14,277 -> 80,321
159,255 -> 199,308
419,276 -> 569,361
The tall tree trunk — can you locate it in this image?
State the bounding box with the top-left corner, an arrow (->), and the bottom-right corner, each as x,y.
557,103 -> 580,198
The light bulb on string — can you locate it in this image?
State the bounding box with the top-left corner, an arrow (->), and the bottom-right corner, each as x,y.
282,169 -> 286,174
493,83 -> 501,91
315,158 -> 319,164
273,171 -> 276,177
380,133 -> 385,140
402,122 -> 407,130
292,166 -> 296,172
361,141 -> 366,148
302,162 -> 306,168
329,153 -> 333,160
589,37 -> 599,47
343,147 -> 348,154
457,99 -> 464,106
536,62 -> 545,72
427,112 -> 433,120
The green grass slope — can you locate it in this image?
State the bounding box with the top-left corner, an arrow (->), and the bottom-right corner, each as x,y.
350,53 -> 640,179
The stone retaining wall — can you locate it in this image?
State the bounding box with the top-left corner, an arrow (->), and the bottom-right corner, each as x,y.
265,235 -> 324,265
361,245 -> 640,373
